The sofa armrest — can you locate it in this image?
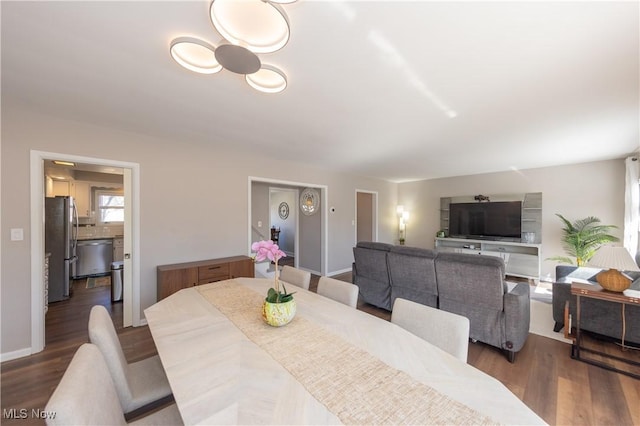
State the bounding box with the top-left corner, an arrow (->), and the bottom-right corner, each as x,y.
503,282 -> 530,352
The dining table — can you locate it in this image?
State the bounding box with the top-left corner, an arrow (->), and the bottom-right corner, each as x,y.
144,277 -> 545,425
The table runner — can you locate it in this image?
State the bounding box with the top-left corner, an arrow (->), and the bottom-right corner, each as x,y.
198,280 -> 498,425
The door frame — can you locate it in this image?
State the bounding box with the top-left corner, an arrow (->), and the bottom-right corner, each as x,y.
248,176 -> 327,276
30,150 -> 141,354
355,189 -> 378,243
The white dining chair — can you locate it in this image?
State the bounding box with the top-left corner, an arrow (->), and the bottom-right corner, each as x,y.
88,305 -> 173,413
44,343 -> 183,426
279,265 -> 311,290
391,298 -> 470,363
317,276 -> 359,308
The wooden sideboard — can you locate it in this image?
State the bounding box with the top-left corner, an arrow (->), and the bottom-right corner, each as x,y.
157,255 -> 255,300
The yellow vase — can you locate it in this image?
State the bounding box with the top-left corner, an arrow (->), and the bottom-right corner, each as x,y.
262,299 -> 296,327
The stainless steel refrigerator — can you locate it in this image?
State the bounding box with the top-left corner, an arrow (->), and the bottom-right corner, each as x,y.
45,196 -> 78,302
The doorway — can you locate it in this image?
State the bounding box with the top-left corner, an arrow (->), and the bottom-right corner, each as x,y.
355,190 -> 378,243
249,177 -> 327,276
30,150 -> 140,354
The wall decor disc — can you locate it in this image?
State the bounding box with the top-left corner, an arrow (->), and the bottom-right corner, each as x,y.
278,201 -> 289,219
300,188 -> 320,216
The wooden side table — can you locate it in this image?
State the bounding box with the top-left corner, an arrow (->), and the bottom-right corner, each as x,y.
569,282 -> 640,379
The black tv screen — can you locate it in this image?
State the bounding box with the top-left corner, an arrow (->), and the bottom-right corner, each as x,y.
449,201 -> 522,239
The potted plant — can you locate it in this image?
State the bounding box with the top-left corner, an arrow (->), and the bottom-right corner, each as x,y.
251,240 -> 296,326
548,214 -> 619,266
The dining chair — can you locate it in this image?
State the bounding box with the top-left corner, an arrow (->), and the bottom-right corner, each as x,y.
391,298 -> 470,363
44,343 -> 183,425
88,305 -> 172,413
279,265 -> 311,290
317,276 -> 359,308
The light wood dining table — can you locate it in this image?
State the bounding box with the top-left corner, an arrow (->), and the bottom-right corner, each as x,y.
144,277 -> 545,425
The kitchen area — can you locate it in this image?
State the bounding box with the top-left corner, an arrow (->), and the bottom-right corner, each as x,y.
44,160 -> 125,310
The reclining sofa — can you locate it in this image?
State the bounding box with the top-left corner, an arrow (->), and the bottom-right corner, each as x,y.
352,241 -> 530,362
552,265 -> 640,345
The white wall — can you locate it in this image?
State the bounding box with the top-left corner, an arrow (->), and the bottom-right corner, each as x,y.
1,107 -> 397,356
398,160 -> 625,279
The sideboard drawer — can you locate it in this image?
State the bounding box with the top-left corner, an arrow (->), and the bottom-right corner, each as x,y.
198,264 -> 230,283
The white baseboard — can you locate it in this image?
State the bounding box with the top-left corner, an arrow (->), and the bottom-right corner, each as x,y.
1,347 -> 32,362
328,267 -> 352,277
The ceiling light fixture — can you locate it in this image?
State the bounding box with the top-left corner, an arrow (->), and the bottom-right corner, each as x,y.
214,44 -> 261,74
209,0 -> 290,54
170,37 -> 221,74
53,161 -> 76,167
170,0 -> 295,93
246,65 -> 287,93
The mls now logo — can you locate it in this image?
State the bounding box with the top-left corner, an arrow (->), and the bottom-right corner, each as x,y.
3,409 -> 28,419
3,408 -> 56,419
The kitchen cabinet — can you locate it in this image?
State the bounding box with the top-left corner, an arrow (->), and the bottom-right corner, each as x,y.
157,256 -> 254,300
51,180 -> 70,197
71,181 -> 91,217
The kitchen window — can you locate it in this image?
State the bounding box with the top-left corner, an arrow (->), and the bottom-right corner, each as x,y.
96,190 -> 124,224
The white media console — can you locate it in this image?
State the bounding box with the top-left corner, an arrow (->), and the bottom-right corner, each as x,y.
434,237 -> 541,280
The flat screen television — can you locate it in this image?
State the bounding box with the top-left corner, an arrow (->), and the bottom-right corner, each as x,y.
448,201 -> 522,240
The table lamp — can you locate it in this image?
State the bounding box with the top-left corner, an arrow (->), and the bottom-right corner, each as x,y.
587,245 -> 640,292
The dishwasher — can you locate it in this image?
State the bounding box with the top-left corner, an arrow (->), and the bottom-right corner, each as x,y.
74,239 -> 113,277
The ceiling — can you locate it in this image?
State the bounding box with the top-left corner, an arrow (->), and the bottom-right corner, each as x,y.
2,1 -> 638,182
44,160 -> 124,180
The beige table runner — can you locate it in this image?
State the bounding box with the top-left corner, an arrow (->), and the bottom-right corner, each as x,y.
198,280 -> 498,425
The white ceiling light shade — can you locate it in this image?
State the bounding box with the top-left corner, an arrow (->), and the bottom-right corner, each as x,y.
245,65 -> 287,93
170,37 -> 221,74
210,0 -> 290,54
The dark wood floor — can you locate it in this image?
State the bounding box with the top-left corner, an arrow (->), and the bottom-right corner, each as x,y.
2,274 -> 639,425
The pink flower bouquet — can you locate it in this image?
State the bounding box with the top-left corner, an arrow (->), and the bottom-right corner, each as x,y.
251,240 -> 294,303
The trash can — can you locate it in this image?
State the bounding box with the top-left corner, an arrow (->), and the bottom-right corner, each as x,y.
111,261 -> 123,302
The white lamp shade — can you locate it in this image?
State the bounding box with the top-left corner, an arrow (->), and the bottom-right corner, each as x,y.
588,245 -> 640,271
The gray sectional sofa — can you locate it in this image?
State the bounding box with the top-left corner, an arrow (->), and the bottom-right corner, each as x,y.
352,241 -> 530,362
552,265 -> 640,345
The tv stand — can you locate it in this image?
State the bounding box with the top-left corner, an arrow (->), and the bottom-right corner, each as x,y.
435,237 -> 541,280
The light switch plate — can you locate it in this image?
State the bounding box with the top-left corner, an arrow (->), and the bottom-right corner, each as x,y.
11,228 -> 24,241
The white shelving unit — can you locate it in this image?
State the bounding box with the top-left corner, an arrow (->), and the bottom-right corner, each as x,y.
435,237 -> 541,279
437,192 -> 543,280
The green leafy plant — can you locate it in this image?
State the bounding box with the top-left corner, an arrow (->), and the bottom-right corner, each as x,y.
548,214 -> 619,266
265,284 -> 295,303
